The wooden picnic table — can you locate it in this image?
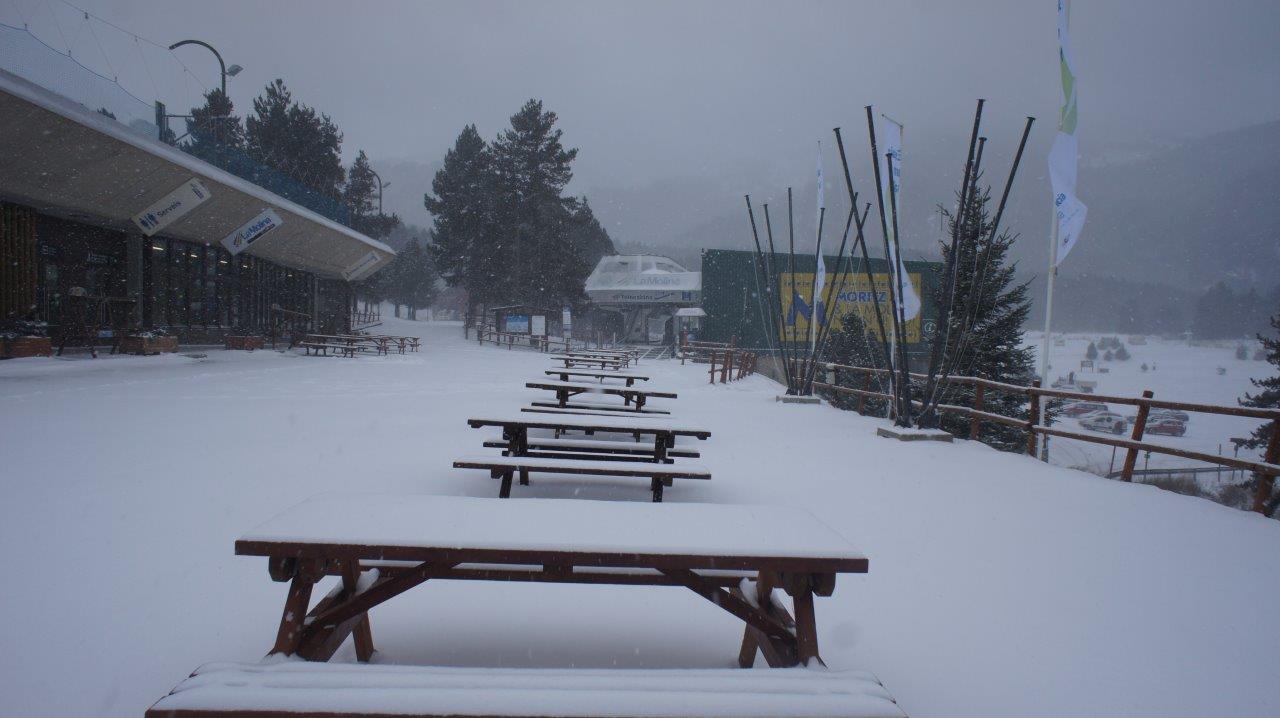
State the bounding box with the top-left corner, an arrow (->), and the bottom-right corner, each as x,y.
468,413 -> 708,456
551,355 -> 628,369
566,350 -> 634,364
526,379 -> 676,412
305,333 -> 391,355
545,368 -> 650,385
232,494 -> 868,669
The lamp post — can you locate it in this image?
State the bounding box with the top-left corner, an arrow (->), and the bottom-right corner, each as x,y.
168,39 -> 242,96
368,169 -> 390,215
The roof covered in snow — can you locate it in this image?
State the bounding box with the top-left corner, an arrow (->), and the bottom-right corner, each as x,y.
585,255 -> 701,305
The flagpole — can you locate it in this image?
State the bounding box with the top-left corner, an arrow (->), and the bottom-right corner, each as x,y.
1038,215 -> 1060,460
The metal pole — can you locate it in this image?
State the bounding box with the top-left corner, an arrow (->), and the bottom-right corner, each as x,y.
785,188 -> 798,392
169,39 -> 228,95
763,204 -> 797,391
866,107 -> 911,425
833,127 -> 895,398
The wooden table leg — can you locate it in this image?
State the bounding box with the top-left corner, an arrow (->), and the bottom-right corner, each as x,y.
650,477 -> 663,502
342,562 -> 376,662
271,559 -> 319,656
790,575 -> 821,666
499,470 -> 514,498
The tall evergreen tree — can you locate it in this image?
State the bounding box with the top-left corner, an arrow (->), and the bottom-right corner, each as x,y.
343,150 -> 401,238
245,79 -> 345,199
385,241 -> 439,320
1241,306 -> 1280,516
182,89 -> 245,170
931,185 -> 1036,451
490,99 -> 588,308
424,124 -> 506,318
822,312 -> 891,416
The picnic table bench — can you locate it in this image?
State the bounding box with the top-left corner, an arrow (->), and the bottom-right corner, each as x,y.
148,662 -> 904,718
305,333 -> 390,355
454,454 -> 708,501
544,368 -> 650,385
148,494 -> 878,718
526,379 -> 676,413
483,436 -> 701,460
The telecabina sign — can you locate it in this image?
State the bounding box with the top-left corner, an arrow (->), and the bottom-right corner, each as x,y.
221,208 -> 283,256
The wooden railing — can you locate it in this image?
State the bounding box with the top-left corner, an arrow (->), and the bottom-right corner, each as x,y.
807,361 -> 1280,515
476,327 -> 570,353
707,349 -> 758,384
680,338 -> 732,364
351,305 -> 381,329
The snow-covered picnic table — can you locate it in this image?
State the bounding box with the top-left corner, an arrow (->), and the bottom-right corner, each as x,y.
148,663 -> 905,718
544,368 -> 650,385
551,354 -> 629,369
231,494 -> 868,669
525,379 -> 676,413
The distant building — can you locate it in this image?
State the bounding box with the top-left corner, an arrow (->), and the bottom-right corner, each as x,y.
584,255 -> 701,344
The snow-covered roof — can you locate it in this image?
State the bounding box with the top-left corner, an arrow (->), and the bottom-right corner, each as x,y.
585,254 -> 701,305
0,67 -> 394,280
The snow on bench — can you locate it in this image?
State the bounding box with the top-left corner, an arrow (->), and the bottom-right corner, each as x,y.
453,454 -> 710,501
483,436 -> 701,459
148,662 -> 905,718
544,369 -> 650,384
528,379 -> 677,398
529,400 -> 672,415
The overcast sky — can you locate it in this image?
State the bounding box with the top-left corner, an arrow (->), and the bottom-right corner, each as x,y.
6,0 -> 1279,235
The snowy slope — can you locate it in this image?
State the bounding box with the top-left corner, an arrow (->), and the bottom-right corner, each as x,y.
1,320 -> 1278,718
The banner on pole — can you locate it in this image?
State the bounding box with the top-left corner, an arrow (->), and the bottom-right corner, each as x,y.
877,116 -> 922,320
1050,0 -> 1087,266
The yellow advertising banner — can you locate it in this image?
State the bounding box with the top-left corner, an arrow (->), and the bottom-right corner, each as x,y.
778,272 -> 923,343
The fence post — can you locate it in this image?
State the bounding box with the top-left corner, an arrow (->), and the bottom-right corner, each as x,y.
722,351 -> 733,383
970,383 -> 985,440
1251,419 -> 1280,514
708,352 -> 717,384
1120,390 -> 1154,482
1026,379 -> 1041,456
856,372 -> 870,415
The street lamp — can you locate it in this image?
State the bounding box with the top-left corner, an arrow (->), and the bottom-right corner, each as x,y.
371,168 -> 389,213
168,39 -> 241,96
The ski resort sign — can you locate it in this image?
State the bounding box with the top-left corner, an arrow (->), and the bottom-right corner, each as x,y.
132,178 -> 211,236
221,208 -> 283,255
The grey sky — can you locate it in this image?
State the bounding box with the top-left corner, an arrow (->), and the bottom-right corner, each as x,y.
7,0 -> 1279,247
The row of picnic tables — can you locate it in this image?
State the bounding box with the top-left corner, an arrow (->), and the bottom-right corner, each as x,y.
148,347 -> 898,717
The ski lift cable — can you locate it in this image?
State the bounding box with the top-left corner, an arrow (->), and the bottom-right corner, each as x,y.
40,0 -> 70,56
82,10 -> 116,80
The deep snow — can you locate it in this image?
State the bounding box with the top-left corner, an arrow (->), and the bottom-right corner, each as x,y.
2,319 -> 1278,718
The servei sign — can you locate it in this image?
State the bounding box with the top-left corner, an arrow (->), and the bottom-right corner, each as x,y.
221,208 -> 283,255
132,179 -> 211,235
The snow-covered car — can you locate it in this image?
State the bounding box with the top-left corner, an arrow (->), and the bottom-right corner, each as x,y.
1144,417 -> 1187,437
1151,409 -> 1190,423
1079,412 -> 1128,434
1062,401 -> 1108,417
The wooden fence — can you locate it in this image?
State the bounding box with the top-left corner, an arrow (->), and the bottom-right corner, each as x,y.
807,361 -> 1280,515
475,327 -> 571,353
706,349 -> 758,384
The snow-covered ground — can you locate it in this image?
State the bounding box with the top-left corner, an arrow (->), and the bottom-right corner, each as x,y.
2,319 -> 1279,718
1028,333 -> 1271,485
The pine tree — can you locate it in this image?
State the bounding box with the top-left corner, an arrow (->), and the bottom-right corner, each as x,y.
930,185 -> 1036,451
424,124 -> 506,320
490,99 -> 584,308
386,241 -> 439,320
1086,341 -> 1098,361
245,79 -> 345,199
343,151 -> 401,238
182,89 -> 245,171
1241,307 -> 1280,515
822,312 -> 890,415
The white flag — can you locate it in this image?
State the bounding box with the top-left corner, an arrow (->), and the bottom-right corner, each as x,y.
877,115 -> 921,320
1050,0 -> 1087,265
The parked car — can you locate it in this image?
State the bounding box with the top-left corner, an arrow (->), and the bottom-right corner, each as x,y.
1144,417 -> 1187,437
1151,409 -> 1190,423
1063,401 -> 1108,417
1080,412 -> 1128,434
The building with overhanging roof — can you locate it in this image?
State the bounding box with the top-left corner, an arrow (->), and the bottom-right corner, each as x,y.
0,61 -> 394,349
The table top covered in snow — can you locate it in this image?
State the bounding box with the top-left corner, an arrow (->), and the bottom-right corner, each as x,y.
469,413 -> 710,437
526,380 -> 677,398
236,494 -> 866,572
149,662 -> 904,718
544,369 -> 650,381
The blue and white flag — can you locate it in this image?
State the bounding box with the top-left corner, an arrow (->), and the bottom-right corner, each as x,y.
877,116 -> 921,320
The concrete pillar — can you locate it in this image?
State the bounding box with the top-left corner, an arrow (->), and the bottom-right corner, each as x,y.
126,232 -> 144,326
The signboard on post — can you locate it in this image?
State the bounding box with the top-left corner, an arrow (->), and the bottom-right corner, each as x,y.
531,315 -> 547,336
221,208 -> 283,256
506,315 -> 530,334
562,306 -> 572,339
132,179 -> 211,236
